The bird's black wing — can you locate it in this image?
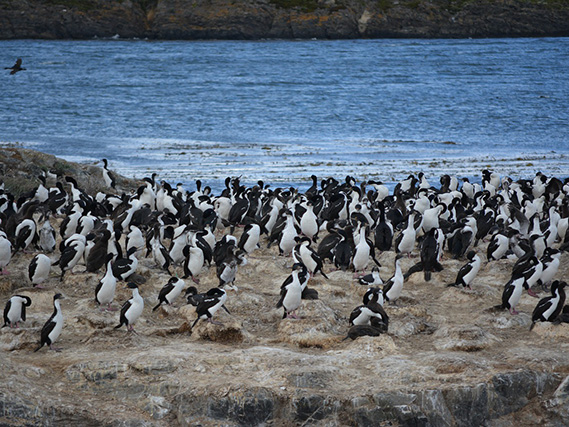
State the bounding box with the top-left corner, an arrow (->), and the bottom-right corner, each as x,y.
94,280 -> 104,304
28,256 -> 38,280
349,306 -> 363,325
196,295 -> 220,318
3,300 -> 11,327
40,314 -> 57,345
158,283 -> 175,301
532,297 -> 553,322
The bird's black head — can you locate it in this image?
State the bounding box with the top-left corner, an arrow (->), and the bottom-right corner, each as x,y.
126,283 -> 138,289
185,286 -> 198,296
54,293 -> 64,300
167,276 -> 180,285
292,263 -> 306,272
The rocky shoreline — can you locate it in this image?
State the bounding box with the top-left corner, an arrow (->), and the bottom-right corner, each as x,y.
1,0 -> 569,40
2,148 -> 569,426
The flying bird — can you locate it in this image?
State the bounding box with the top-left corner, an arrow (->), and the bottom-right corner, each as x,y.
5,58 -> 26,75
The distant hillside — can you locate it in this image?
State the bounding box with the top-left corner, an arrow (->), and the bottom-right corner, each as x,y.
1,0 -> 569,39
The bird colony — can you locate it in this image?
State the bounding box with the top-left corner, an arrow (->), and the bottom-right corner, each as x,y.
2,165 -> 569,356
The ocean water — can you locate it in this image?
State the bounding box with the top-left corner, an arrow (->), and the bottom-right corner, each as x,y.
1,37 -> 568,192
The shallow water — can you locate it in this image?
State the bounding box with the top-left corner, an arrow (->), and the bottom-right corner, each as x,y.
1,38 -> 568,191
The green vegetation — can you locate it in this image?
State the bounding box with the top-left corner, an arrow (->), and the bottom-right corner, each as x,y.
376,0 -> 393,11
269,0 -> 320,12
2,177 -> 36,198
52,160 -> 73,176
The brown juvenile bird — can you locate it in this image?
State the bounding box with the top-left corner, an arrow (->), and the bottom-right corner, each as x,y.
5,58 -> 26,75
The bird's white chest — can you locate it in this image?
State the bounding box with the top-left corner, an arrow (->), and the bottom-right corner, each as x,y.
283,280 -> 302,311
127,296 -> 144,323
98,274 -> 117,304
50,311 -> 64,341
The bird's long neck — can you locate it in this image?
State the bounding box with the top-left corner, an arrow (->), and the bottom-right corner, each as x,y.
54,300 -> 62,316
395,260 -> 402,277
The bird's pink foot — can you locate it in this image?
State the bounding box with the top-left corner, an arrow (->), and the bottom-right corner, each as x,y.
527,288 -> 539,298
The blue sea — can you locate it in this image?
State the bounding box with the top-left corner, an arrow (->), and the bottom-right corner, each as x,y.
1,37 -> 568,192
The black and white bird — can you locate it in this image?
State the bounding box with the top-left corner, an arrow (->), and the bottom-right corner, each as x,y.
35,294 -> 64,352
499,274 -> 525,315
299,201 -> 319,242
183,245 -> 205,284
349,290 -> 389,329
28,254 -> 51,288
447,218 -> 475,259
238,223 -> 261,254
185,286 -> 207,307
101,159 -> 116,189
125,225 -> 145,259
358,266 -> 382,287
448,250 -> 481,289
95,254 -> 117,311
114,283 -> 144,333
333,228 -> 353,271
420,204 -> 445,235
352,226 -> 380,273
395,211 -> 416,257
530,280 -> 566,330
382,256 -> 404,304
151,234 -> 173,274
112,246 -> 139,281
57,234 -> 86,281
512,253 -> 543,298
292,237 -> 328,279
153,277 -> 186,311
14,216 -> 37,253
0,232 -> 12,274
191,287 -> 231,330
278,209 -> 299,256
276,263 -> 304,319
59,202 -> 83,239
3,295 -> 32,328
216,246 -> 246,289
46,181 -> 68,215
363,287 -> 384,307
487,228 -> 509,261
316,222 -> 342,263
538,248 -> 561,290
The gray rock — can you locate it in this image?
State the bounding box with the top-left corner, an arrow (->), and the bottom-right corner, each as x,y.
442,383 -> 489,427
489,370 -> 561,418
206,388 -> 275,426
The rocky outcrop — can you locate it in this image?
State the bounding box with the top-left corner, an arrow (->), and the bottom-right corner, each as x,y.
1,0 -> 568,40
0,145 -> 135,196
